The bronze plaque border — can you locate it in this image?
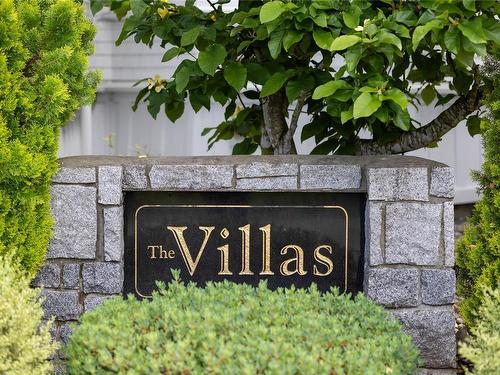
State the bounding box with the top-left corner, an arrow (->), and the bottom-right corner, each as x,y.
134,204 -> 349,298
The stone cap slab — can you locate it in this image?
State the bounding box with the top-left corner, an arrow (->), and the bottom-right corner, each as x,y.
57,155 -> 449,194
59,154 -> 447,169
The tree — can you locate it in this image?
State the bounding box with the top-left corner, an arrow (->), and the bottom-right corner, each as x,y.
0,0 -> 100,275
456,57 -> 499,328
92,0 -> 499,155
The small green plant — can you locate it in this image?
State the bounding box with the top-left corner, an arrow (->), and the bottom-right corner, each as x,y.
0,0 -> 100,276
0,255 -> 57,375
66,280 -> 419,374
456,57 -> 500,328
459,288 -> 500,375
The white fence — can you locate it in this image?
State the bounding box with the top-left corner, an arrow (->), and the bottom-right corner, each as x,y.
59,12 -> 483,204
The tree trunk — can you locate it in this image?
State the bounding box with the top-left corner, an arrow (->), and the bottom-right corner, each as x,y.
260,89 -> 297,155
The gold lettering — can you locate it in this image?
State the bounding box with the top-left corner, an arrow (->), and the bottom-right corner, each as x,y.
259,224 -> 274,275
217,244 -> 233,275
147,245 -> 158,259
167,226 -> 215,276
159,246 -> 173,259
168,250 -> 175,259
238,224 -> 254,275
313,245 -> 334,276
279,245 -> 307,276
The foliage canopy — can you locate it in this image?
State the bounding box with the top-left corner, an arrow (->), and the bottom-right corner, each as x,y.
93,0 -> 498,155
66,279 -> 419,374
0,0 -> 100,275
459,288 -> 500,375
456,57 -> 499,328
0,255 -> 57,374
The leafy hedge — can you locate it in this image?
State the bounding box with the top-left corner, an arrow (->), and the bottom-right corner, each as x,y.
456,58 -> 500,328
0,255 -> 56,374
0,0 -> 99,276
66,280 -> 419,374
459,288 -> 500,374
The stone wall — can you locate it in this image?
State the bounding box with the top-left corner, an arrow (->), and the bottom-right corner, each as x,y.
36,155 -> 457,374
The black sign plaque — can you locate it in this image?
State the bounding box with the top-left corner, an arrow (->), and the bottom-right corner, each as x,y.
124,192 -> 364,297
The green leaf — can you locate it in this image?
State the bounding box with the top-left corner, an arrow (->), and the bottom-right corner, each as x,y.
353,92 -> 381,119
181,26 -> 202,46
224,62 -> 247,92
132,87 -> 148,111
412,19 -> 442,50
225,101 -> 236,120
283,31 -> 303,52
243,90 -> 260,100
313,29 -> 334,50
90,0 -> 104,15
286,74 -> 314,102
162,47 -> 182,62
444,27 -> 461,54
175,67 -> 190,93
198,44 -> 227,76
301,122 -> 324,142
377,31 -> 402,50
247,63 -> 270,84
130,0 -> 147,16
483,19 -> 500,45
344,44 -> 362,73
393,108 -> 410,131
382,88 -> 408,109
261,72 -> 289,98
466,116 -> 481,136
260,1 -> 285,23
237,40 -> 253,53
341,108 -> 353,124
421,85 -> 436,105
394,10 -> 418,27
330,35 -> 361,51
311,139 -> 334,155
374,105 -> 389,123
462,0 -> 476,12
190,91 -> 210,112
342,6 -> 361,29
285,80 -> 302,102
165,101 -> 184,122
313,13 -> 328,28
312,80 -> 352,100
268,30 -> 284,59
458,18 -> 487,44
233,138 -> 258,155
201,127 -> 215,136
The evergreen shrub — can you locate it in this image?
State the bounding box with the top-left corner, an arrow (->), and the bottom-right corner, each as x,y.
0,255 -> 57,374
456,58 -> 500,327
66,280 -> 419,374
0,0 -> 100,276
459,288 -> 500,374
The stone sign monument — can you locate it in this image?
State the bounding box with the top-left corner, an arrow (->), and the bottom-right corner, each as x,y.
37,155 -> 456,374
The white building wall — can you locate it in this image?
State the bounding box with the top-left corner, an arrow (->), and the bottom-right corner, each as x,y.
59,12 -> 482,204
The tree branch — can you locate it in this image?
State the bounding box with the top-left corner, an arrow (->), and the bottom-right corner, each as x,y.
206,0 -> 217,12
355,84 -> 483,155
283,91 -> 308,150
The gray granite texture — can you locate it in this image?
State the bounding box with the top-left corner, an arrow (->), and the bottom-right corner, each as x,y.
43,155 -> 456,372
48,185 -> 97,259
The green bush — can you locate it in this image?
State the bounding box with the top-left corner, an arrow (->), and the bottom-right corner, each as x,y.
0,0 -> 100,276
456,57 -> 500,328
459,288 -> 500,374
66,280 -> 419,374
0,255 -> 57,374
